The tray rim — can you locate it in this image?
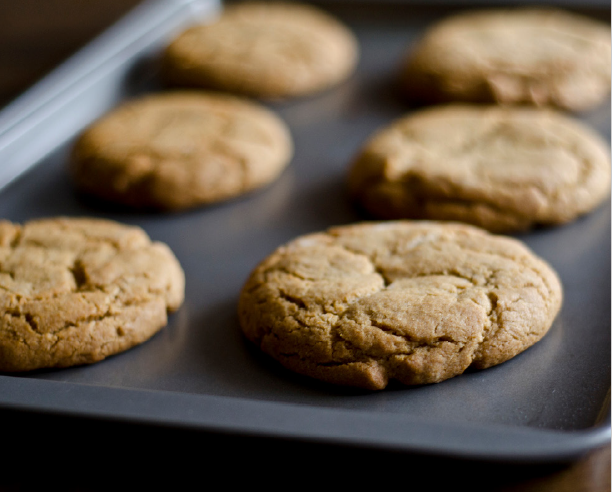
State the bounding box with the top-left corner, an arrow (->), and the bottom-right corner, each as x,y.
1,375 -> 610,463
0,0 -> 609,463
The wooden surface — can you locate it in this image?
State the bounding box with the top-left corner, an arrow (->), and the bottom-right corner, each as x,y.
0,0 -> 609,489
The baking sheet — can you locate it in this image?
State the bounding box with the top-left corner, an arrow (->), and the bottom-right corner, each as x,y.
0,0 -> 609,462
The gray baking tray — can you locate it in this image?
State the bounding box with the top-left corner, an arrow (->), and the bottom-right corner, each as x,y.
0,0 -> 609,463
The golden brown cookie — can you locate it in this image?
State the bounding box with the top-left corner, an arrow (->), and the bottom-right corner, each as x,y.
401,8 -> 611,111
162,1 -> 359,99
71,91 -> 293,210
348,105 -> 611,232
0,217 -> 185,371
238,221 -> 562,390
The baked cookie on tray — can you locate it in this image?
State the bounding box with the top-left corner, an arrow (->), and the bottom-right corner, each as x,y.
238,221 -> 562,390
0,217 -> 184,372
348,105 -> 611,232
162,1 -> 359,99
71,91 -> 293,210
401,8 -> 611,111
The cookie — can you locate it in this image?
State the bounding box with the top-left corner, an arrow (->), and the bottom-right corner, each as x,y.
162,1 -> 359,99
71,91 -> 293,210
239,221 -> 562,390
401,8 -> 611,111
348,105 -> 611,232
0,217 -> 185,371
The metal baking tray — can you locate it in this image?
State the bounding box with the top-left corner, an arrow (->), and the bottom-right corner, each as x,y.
0,0 -> 609,463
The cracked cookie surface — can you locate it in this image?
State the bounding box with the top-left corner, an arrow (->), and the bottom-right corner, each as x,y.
0,217 -> 185,371
348,105 -> 611,232
238,221 -> 562,390
401,8 -> 611,111
162,1 -> 359,99
71,91 -> 292,210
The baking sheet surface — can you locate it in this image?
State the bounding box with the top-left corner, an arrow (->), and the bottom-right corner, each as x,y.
0,0 -> 609,456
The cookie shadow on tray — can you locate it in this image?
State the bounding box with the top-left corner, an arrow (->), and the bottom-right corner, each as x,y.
68,164 -> 293,221
183,298 -> 377,398
286,175 -> 363,228
120,52 -> 166,100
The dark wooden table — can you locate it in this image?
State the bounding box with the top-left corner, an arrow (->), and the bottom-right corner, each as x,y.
0,1 -> 609,489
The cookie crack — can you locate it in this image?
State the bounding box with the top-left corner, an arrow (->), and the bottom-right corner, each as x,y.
4,309 -> 40,332
277,289 -> 307,310
325,242 -> 391,286
411,269 -> 479,286
422,240 -> 554,301
327,339 -> 464,368
368,318 -> 459,346
70,259 -> 88,290
9,227 -> 22,248
326,241 -> 550,368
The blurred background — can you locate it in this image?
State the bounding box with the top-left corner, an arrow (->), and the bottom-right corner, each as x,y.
0,0 -> 143,107
1,0 -> 610,108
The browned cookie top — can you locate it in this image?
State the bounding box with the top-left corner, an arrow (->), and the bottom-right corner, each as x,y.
238,221 -> 562,390
402,8 -> 611,111
163,1 -> 359,99
349,105 -> 611,232
0,217 -> 184,371
71,91 -> 293,210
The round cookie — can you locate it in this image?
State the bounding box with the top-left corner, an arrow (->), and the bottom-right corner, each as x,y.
401,8 -> 611,111
239,221 -> 562,390
0,217 -> 185,371
162,1 -> 359,99
71,91 -> 293,210
348,105 -> 611,232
